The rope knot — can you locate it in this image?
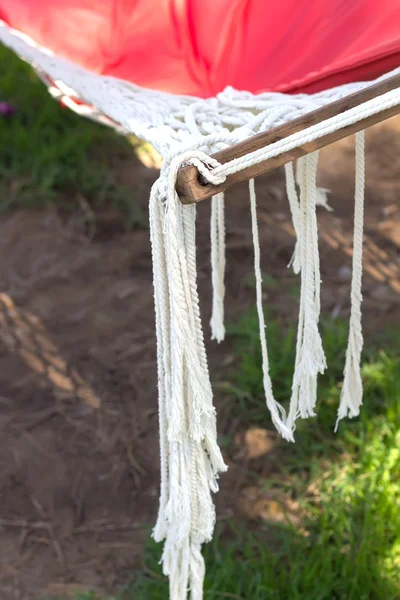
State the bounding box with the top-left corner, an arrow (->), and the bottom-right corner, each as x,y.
152,150 -> 226,210
168,150 -> 226,189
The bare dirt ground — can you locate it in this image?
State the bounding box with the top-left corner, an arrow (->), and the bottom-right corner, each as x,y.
0,120 -> 399,599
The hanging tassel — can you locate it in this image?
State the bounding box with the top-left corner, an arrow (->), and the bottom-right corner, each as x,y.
287,153 -> 326,433
249,179 -> 294,442
150,152 -> 227,600
335,131 -> 365,429
210,193 -> 226,342
285,161 -> 333,277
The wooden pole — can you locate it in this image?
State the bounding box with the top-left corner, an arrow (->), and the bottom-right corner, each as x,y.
176,73 -> 400,204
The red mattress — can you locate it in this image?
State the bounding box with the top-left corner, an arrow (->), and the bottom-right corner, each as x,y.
1,0 -> 399,98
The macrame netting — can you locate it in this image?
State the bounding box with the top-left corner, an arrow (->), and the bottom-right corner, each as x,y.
1,20 -> 399,600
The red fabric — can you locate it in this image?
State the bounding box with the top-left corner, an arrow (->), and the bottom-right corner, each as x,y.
1,0 -> 399,98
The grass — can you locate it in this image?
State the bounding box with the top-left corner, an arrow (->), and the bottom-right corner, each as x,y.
0,45 -> 145,228
129,312 -> 400,600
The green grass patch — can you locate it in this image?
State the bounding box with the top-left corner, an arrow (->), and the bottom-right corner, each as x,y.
0,45 -> 145,228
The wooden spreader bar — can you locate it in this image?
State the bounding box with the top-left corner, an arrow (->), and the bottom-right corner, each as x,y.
176,73 -> 400,205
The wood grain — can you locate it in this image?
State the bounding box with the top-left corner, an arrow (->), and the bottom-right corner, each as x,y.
176,73 -> 400,204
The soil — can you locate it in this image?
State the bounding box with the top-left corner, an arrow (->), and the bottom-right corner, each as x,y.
0,119 -> 399,599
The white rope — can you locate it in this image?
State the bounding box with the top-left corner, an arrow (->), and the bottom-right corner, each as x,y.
150,177 -> 170,546
336,131 -> 365,429
285,161 -> 332,277
287,153 -> 327,432
150,152 -> 227,600
249,179 -> 294,442
210,193 -> 226,342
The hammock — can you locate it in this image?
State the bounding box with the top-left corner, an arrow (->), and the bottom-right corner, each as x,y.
1,2 -> 399,598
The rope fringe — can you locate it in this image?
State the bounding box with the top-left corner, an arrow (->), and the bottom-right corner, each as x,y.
287,153 -> 326,433
150,152 -> 227,600
285,162 -> 333,276
336,131 -> 365,429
